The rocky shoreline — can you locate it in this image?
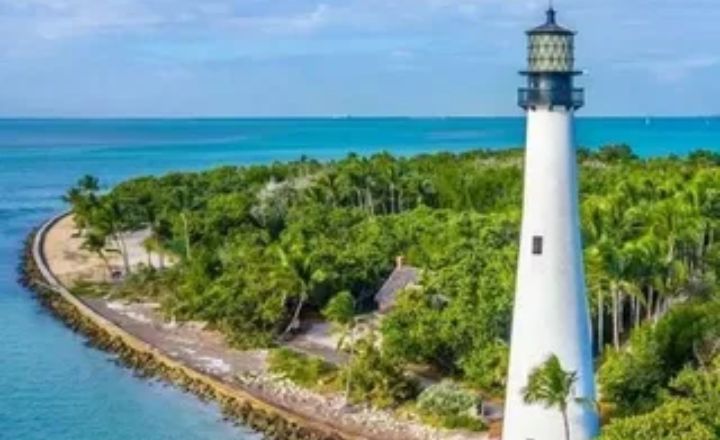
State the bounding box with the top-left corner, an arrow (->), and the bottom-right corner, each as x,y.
19,230 -> 346,440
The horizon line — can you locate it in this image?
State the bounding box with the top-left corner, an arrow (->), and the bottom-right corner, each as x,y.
1,115 -> 718,121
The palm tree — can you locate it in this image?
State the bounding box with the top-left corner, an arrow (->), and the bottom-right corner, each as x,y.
337,156 -> 367,210
63,175 -> 101,236
594,239 -> 638,350
373,152 -> 402,214
89,197 -> 132,276
583,196 -> 610,353
77,174 -> 100,193
169,187 -> 196,260
522,355 -> 579,440
312,170 -> 340,208
585,248 -> 607,354
81,230 -> 112,278
322,291 -> 357,398
277,245 -> 321,338
152,216 -> 173,269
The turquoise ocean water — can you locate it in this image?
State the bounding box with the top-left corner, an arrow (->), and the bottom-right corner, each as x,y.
1,117 -> 719,440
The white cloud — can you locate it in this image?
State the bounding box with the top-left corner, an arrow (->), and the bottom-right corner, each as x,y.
0,1 -> 342,50
0,0 -> 164,41
1,0 -> 719,116
0,0 -> 546,45
223,3 -> 330,35
613,54 -> 720,83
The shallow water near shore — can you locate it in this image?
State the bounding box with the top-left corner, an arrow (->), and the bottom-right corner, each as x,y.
1,117 -> 719,440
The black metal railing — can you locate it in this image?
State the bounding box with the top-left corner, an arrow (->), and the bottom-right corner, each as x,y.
518,87 -> 584,110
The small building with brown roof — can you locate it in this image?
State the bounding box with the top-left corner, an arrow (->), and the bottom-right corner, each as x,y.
374,256 -> 420,314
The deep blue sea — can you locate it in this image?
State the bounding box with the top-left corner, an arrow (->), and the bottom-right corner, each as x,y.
1,117 -> 719,440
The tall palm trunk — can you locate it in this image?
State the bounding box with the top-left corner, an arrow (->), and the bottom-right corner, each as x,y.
633,295 -> 641,328
654,293 -> 664,323
114,233 -> 131,275
181,212 -> 191,260
96,251 -> 112,280
365,187 -> 373,215
561,408 -> 571,440
708,227 -> 714,255
618,290 -> 625,337
388,183 -> 396,214
612,285 -> 620,350
282,293 -> 306,337
597,291 -> 604,354
345,326 -> 355,400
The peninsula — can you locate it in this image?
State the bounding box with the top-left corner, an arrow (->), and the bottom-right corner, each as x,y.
25,145 -> 720,439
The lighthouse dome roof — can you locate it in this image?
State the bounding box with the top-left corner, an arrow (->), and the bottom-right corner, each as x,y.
527,8 -> 575,35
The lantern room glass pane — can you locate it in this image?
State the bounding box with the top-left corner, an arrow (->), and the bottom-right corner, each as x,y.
528,34 -> 574,72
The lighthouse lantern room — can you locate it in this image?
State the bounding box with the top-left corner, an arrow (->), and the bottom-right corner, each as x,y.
519,7 -> 584,111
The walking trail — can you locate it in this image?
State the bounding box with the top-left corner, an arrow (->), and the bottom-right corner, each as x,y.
41,214 -> 486,440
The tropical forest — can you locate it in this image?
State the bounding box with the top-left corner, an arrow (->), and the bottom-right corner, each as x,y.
65,146 -> 720,437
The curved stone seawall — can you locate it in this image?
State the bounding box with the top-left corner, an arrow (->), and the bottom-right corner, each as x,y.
22,213 -> 362,440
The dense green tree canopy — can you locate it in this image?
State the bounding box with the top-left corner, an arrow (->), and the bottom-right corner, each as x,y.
66,146 -> 720,404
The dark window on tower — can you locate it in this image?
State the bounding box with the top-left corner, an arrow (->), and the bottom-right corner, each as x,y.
532,236 -> 543,255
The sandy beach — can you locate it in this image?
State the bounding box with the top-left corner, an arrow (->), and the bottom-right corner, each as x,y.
43,215 -> 170,285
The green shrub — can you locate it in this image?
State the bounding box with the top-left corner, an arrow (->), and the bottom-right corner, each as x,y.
416,381 -> 486,431
459,340 -> 508,395
599,399 -> 714,440
417,381 -> 478,416
268,348 -> 337,388
343,338 -> 418,408
599,302 -> 720,416
598,327 -> 665,415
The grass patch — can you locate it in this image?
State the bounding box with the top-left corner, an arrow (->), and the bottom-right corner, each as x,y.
268,348 -> 338,389
403,403 -> 487,432
71,280 -> 111,297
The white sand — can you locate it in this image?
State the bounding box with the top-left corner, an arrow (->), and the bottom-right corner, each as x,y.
44,215 -> 173,286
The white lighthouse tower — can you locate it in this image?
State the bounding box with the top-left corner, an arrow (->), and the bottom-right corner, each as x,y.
503,7 -> 598,440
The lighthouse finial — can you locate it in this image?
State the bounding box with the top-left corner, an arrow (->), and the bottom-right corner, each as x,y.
546,2 -> 557,25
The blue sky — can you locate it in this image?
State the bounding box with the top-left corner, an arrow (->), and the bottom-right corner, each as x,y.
0,0 -> 718,117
